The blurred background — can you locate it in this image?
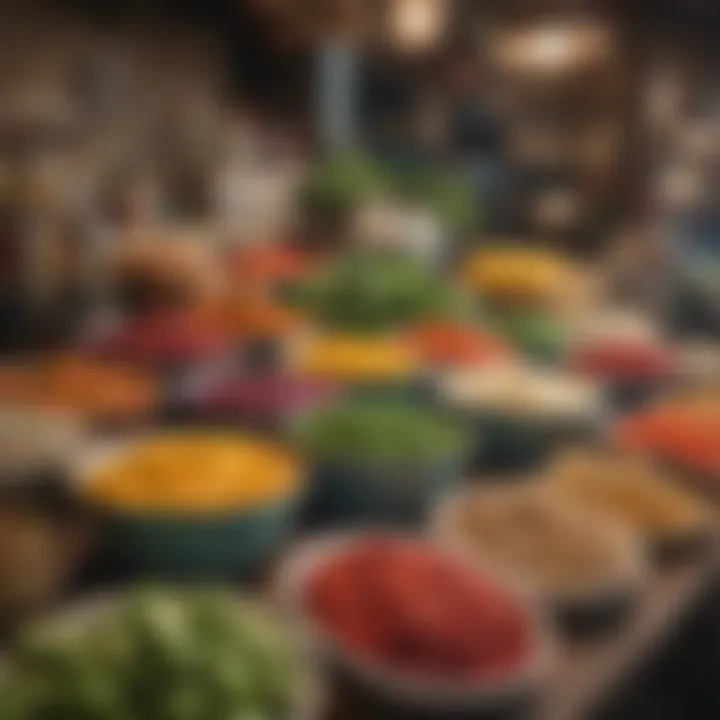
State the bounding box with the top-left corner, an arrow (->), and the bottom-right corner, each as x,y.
0,1 -> 719,719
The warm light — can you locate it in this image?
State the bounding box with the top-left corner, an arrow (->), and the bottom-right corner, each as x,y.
390,0 -> 447,51
493,20 -> 613,76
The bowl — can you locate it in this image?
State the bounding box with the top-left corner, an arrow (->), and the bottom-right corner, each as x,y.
73,437 -> 304,581
275,533 -> 552,719
301,456 -> 465,530
433,486 -> 647,638
437,368 -> 605,474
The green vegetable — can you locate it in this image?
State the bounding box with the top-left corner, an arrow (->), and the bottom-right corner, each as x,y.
301,153 -> 389,228
296,251 -> 474,332
1,589 -> 304,720
492,311 -> 567,362
396,167 -> 480,237
295,398 -> 466,465
300,153 -> 481,239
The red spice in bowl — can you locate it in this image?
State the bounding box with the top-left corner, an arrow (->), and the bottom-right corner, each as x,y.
229,245 -> 316,285
304,536 -> 535,686
89,311 -> 231,369
570,340 -> 678,383
190,373 -> 337,417
617,407 -> 720,476
407,323 -> 513,368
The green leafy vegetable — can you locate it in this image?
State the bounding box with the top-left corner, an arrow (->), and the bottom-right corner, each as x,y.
296,251 -> 474,332
1,589 -> 304,720
295,398 -> 466,465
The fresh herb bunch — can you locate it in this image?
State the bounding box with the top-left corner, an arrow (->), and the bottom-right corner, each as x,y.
2,589 -> 304,720
296,251 -> 474,332
300,153 -> 389,228
301,154 -> 480,238
295,398 -> 466,465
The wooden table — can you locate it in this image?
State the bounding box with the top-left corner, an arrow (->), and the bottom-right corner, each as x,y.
540,548 -> 720,720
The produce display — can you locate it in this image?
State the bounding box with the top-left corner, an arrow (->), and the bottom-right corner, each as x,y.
304,536 -> 535,683
296,253 -> 472,332
89,312 -> 231,369
548,450 -> 713,541
570,339 -> 677,382
439,365 -> 600,419
1,589 -> 304,719
406,321 -> 513,367
301,155 -> 478,238
84,433 -> 301,514
296,334 -> 419,383
567,309 -> 659,347
436,485 -> 641,600
229,244 -> 316,285
616,398 -> 720,475
0,357 -> 160,423
295,399 -> 465,466
187,373 -> 336,420
1,126 -> 717,720
196,288 -> 306,340
490,310 -> 567,362
463,248 -> 577,302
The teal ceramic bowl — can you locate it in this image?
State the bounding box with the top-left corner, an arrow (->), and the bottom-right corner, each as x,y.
302,456 -> 465,530
460,410 -> 602,474
74,438 -> 304,581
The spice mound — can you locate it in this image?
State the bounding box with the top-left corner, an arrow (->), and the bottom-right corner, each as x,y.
548,450 -> 712,537
440,366 -> 600,418
298,335 -> 418,383
441,486 -> 638,599
307,537 -> 534,683
85,434 -> 301,514
0,357 -> 159,422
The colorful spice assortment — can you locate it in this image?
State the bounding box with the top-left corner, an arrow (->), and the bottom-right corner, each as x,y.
548,450 -> 713,539
90,312 -> 230,368
306,537 -> 534,682
296,253 -> 470,332
570,340 -> 677,382
296,399 -> 465,465
229,244 -> 315,285
85,434 -> 301,514
439,366 -> 600,418
463,248 -> 576,301
197,289 -> 306,340
437,486 -> 640,600
297,335 -> 418,383
406,322 -> 513,367
190,374 -> 336,418
616,400 -> 720,475
0,357 -> 160,423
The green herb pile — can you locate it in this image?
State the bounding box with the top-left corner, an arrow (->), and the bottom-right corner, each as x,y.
296,252 -> 473,332
1,589 -> 303,720
295,399 -> 466,466
300,153 -> 480,237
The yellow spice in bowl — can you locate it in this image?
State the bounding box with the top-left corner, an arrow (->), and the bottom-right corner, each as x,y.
85,434 -> 301,514
297,335 -> 419,383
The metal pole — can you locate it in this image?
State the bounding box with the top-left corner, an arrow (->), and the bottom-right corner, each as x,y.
316,39 -> 358,152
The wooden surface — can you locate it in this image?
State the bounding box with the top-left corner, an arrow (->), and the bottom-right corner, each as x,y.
539,547 -> 720,720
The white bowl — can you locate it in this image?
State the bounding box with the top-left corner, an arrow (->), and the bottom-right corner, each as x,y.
274,531 -> 553,714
